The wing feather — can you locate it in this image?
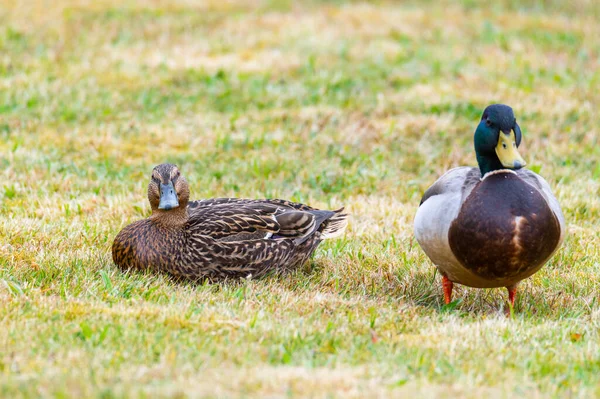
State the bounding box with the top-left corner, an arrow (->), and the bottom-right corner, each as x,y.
186,201 -> 335,243
188,197 -> 315,212
419,167 -> 480,206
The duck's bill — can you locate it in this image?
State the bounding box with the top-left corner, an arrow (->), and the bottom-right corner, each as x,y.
496,131 -> 526,169
158,181 -> 179,210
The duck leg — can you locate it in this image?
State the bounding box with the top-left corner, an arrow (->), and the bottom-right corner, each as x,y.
442,275 -> 454,304
506,284 -> 518,307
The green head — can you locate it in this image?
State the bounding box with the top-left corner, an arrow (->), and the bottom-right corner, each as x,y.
474,104 -> 526,175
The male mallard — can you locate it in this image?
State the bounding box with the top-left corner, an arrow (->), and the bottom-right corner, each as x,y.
414,104 -> 565,307
112,163 -> 348,280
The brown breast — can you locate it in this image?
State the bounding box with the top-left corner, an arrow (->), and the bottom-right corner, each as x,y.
448,172 -> 561,283
112,220 -> 185,273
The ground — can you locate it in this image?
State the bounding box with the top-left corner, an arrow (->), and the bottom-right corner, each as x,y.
1,0 -> 600,397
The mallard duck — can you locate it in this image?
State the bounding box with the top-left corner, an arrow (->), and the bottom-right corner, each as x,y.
414,104 -> 565,308
112,163 -> 348,280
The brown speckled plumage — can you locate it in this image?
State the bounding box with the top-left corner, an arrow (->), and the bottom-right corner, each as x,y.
112,164 -> 348,280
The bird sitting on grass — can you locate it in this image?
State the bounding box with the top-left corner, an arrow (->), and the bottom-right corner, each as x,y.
414,104 -> 565,309
112,163 -> 348,280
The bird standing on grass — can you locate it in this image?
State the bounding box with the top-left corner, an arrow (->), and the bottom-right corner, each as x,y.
414,104 -> 565,309
112,163 -> 348,280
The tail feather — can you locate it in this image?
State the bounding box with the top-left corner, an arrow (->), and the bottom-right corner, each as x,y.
319,207 -> 348,240
290,207 -> 348,245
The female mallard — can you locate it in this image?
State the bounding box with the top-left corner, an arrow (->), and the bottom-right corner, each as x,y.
414,104 -> 565,307
112,163 -> 348,280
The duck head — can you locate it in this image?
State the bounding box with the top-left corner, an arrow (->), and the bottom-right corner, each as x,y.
474,104 -> 526,175
148,163 -> 190,213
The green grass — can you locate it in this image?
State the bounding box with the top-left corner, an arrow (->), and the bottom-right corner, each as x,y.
1,0 -> 600,397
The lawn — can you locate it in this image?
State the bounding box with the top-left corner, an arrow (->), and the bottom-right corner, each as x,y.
1,0 -> 600,397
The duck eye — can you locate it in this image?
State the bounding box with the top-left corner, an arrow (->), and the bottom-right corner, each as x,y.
502,143 -> 507,149
486,119 -> 492,127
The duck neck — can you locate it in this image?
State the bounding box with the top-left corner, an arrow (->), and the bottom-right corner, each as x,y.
476,152 -> 505,176
150,206 -> 188,228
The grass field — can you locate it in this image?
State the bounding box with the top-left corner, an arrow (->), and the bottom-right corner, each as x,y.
1,0 -> 600,397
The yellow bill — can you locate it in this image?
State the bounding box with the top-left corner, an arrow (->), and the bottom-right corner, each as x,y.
496,131 -> 526,169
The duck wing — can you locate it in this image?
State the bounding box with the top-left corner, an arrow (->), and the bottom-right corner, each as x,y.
186,202 -> 341,244
414,167 -> 480,274
418,167 -> 481,206
188,198 -> 315,212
